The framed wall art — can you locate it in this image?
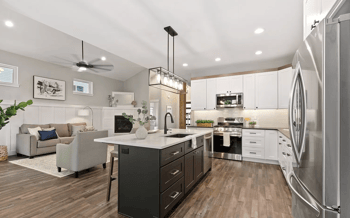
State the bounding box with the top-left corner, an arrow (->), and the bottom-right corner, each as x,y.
33,76 -> 66,101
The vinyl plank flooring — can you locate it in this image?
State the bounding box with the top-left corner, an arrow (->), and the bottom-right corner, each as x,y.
0,157 -> 291,218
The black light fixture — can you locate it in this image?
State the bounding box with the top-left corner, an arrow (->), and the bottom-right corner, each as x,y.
149,26 -> 188,94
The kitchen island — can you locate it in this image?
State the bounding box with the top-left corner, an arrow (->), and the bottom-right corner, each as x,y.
95,129 -> 213,218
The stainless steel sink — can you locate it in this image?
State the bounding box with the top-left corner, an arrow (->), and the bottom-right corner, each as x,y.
165,134 -> 193,138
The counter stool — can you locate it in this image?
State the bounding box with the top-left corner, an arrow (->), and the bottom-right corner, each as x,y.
106,150 -> 118,201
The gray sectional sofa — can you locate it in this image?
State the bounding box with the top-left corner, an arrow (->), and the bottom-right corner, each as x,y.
16,122 -> 86,158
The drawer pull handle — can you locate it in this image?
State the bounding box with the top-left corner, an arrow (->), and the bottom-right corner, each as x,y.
279,143 -> 282,145
170,191 -> 181,199
282,152 -> 287,156
287,153 -> 291,157
282,167 -> 286,171
279,136 -> 282,138
250,133 -> 256,134
287,144 -> 291,147
250,141 -> 256,143
170,170 -> 180,176
171,151 -> 180,156
250,152 -> 256,154
283,139 -> 286,142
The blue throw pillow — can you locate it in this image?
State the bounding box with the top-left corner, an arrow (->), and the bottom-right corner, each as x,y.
38,129 -> 58,141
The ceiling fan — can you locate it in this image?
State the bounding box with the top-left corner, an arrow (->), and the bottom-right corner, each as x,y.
74,40 -> 114,73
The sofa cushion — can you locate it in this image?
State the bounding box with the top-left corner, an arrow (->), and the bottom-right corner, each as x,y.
37,139 -> 60,148
39,129 -> 58,141
21,124 -> 50,134
49,124 -> 69,137
59,137 -> 75,144
68,122 -> 87,136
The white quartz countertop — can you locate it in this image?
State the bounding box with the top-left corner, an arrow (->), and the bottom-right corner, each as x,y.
94,129 -> 213,149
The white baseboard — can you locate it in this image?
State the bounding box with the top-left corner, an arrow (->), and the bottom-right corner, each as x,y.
243,157 -> 279,165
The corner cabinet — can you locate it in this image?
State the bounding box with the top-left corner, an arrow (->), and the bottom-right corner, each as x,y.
255,71 -> 278,109
278,67 -> 294,108
191,80 -> 207,110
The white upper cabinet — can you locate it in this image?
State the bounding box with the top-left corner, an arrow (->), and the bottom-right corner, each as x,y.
206,78 -> 217,110
191,80 -> 207,110
216,75 -> 243,94
255,71 -> 278,109
304,0 -> 338,39
278,67 -> 294,109
243,74 -> 255,109
265,130 -> 278,161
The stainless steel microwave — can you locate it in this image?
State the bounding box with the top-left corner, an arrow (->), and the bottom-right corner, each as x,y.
216,92 -> 243,108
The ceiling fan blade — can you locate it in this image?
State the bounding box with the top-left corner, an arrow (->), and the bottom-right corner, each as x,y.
88,68 -> 100,73
93,64 -> 114,68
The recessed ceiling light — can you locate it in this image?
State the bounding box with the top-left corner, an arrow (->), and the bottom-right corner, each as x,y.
183,63 -> 188,67
101,56 -> 106,61
215,58 -> 221,62
255,51 -> 262,55
254,28 -> 264,34
5,20 -> 14,27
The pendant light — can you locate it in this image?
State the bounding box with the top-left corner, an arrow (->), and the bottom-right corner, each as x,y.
149,26 -> 188,94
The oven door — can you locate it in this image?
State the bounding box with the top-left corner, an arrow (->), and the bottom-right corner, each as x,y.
213,134 -> 242,161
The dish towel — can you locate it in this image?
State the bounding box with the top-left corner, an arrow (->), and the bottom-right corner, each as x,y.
191,136 -> 197,149
223,132 -> 231,147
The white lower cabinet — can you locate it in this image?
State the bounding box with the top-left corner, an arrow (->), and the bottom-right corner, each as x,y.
242,129 -> 278,163
278,132 -> 296,179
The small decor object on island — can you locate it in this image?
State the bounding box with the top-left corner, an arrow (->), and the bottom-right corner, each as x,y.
123,101 -> 153,139
131,101 -> 137,107
195,120 -> 214,128
0,99 -> 33,161
33,76 -> 65,101
249,121 -> 257,128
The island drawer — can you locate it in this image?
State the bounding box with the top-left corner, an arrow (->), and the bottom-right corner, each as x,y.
161,143 -> 185,166
160,177 -> 184,218
184,136 -> 204,154
160,157 -> 184,192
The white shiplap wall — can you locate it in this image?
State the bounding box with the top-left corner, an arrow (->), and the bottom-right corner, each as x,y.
0,100 -> 139,156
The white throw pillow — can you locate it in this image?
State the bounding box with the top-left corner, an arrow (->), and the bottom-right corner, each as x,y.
71,125 -> 86,136
27,127 -> 42,140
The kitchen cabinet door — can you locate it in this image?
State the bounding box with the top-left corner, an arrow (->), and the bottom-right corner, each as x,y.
216,77 -> 231,94
265,130 -> 278,161
206,78 -> 217,110
229,75 -> 243,93
184,151 -> 195,193
255,71 -> 278,109
191,80 -> 207,110
278,67 -> 294,108
243,74 -> 255,109
194,146 -> 204,182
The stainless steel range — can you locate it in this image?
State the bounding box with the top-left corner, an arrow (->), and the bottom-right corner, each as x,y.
213,117 -> 243,161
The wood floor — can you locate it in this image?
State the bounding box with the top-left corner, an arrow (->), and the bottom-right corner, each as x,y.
0,157 -> 292,218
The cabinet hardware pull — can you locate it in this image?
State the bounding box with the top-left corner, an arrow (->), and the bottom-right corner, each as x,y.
287,153 -> 291,157
170,191 -> 180,199
171,151 -> 180,156
250,141 -> 256,143
250,133 -> 256,134
171,170 -> 180,175
282,152 -> 286,156
287,144 -> 291,147
250,152 -> 256,154
279,143 -> 282,145
282,167 -> 286,171
283,139 -> 286,142
279,136 -> 282,138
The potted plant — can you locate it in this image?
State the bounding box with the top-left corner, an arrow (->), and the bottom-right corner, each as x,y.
123,101 -> 153,139
249,121 -> 257,128
0,99 -> 33,161
195,120 -> 214,128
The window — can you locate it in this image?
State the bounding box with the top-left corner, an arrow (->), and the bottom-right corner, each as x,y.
0,63 -> 19,87
73,79 -> 93,96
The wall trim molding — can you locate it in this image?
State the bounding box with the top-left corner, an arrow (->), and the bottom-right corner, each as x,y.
191,63 -> 292,81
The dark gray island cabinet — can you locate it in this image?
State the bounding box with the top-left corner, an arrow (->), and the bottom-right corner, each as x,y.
118,135 -> 206,218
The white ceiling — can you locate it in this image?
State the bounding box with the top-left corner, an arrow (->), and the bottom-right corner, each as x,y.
2,0 -> 303,81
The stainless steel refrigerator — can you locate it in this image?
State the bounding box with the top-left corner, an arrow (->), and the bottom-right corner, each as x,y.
287,1 -> 350,217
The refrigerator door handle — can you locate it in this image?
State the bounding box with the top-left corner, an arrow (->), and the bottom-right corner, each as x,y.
287,171 -> 341,215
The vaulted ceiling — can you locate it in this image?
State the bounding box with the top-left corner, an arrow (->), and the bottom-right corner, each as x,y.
2,0 -> 303,81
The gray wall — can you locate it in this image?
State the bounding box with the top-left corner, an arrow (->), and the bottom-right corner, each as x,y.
123,69 -> 150,108
0,49 -> 124,106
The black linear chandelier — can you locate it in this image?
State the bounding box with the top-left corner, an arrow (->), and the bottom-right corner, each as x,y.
149,26 -> 188,94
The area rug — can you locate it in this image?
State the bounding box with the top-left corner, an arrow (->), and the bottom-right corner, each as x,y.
9,146 -> 115,178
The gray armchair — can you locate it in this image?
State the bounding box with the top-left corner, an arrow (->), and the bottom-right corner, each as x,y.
56,130 -> 108,178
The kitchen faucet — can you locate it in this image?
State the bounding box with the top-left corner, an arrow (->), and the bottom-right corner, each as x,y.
164,112 -> 174,134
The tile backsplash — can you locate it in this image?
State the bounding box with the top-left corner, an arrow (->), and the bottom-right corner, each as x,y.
192,108 -> 288,128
